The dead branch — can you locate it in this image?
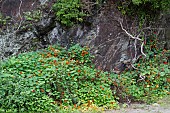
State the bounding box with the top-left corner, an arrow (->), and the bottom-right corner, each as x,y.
118,20 -> 146,59
119,20 -> 142,41
16,0 -> 23,31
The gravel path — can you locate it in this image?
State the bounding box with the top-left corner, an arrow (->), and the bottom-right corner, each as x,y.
105,96 -> 170,113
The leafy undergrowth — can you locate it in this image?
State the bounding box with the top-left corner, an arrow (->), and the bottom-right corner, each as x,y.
0,42 -> 169,112
113,33 -> 170,104
0,44 -> 118,112
114,49 -> 170,104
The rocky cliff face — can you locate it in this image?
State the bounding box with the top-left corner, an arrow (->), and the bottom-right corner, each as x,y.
165,14 -> 170,49
0,0 -> 169,72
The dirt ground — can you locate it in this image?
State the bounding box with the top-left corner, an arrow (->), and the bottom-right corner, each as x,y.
105,95 -> 170,113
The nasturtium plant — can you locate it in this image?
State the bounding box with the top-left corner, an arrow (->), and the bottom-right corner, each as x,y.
113,32 -> 170,103
0,44 -> 118,112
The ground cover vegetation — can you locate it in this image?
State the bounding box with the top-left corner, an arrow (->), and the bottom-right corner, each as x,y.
113,32 -> 170,104
0,40 -> 169,112
0,45 -> 118,112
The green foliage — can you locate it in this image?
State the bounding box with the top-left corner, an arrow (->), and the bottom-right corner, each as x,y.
0,44 -> 118,112
118,0 -> 170,21
116,2 -> 170,103
23,10 -> 42,22
53,0 -> 87,26
131,0 -> 170,11
114,32 -> 170,103
0,74 -> 57,112
0,13 -> 11,27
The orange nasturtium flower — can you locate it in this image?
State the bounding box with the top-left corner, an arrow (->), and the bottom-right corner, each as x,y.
40,88 -> 45,93
47,53 -> 52,58
64,100 -> 68,103
156,84 -> 159,88
54,52 -> 58,57
61,92 -> 64,95
100,86 -> 104,90
77,70 -> 81,73
110,101 -> 115,104
66,61 -> 70,65
53,60 -> 57,64
49,46 -> 55,51
41,54 -> 45,57
81,50 -> 88,57
167,78 -> 170,83
68,73 -> 70,76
